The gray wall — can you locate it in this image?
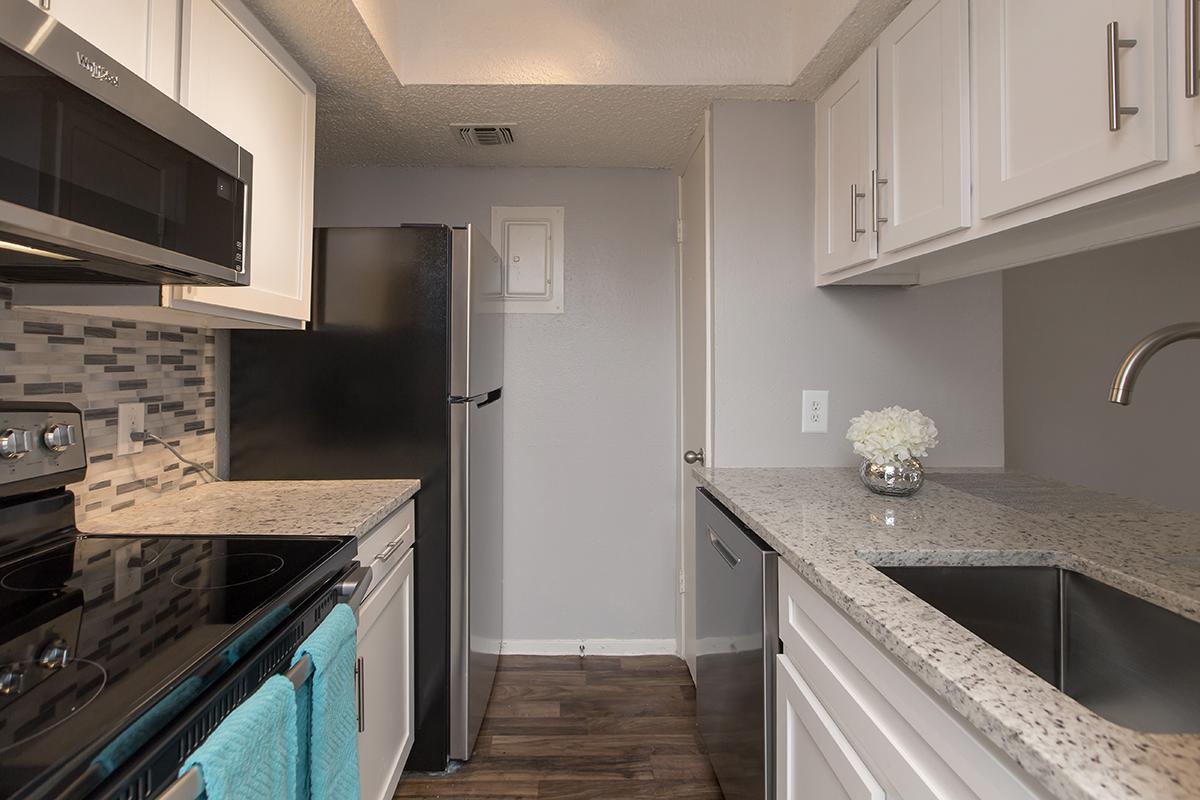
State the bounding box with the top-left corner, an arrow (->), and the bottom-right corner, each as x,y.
709,100 -> 1005,468
1004,228 -> 1200,511
315,167 -> 680,645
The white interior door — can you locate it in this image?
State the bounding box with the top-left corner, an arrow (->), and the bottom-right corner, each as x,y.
877,0 -> 970,253
815,46 -> 879,276
678,125 -> 711,679
975,0 -> 1168,218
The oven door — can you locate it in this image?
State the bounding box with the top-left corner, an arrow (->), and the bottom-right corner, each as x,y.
0,0 -> 251,286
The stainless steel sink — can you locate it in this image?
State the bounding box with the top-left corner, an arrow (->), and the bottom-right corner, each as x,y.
875,565 -> 1200,734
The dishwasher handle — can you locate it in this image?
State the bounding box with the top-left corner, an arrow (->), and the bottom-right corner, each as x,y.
708,529 -> 742,569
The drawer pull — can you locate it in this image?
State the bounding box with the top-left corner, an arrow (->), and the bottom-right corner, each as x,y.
371,524 -> 412,564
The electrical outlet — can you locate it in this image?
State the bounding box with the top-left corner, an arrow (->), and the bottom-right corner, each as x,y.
801,390 -> 828,433
117,403 -> 145,456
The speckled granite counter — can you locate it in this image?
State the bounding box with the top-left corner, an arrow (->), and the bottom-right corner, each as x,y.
694,467 -> 1200,800
81,479 -> 420,538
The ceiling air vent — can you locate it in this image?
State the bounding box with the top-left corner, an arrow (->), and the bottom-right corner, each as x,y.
456,125 -> 515,146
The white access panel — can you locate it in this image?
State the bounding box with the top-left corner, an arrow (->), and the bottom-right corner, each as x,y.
490,206 -> 565,313
505,221 -> 552,297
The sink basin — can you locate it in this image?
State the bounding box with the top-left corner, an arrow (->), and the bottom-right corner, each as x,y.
875,565 -> 1200,734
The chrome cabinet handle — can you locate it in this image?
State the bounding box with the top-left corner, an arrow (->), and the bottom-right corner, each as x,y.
39,0 -> 51,9
1107,21 -> 1139,131
683,448 -> 705,466
850,184 -> 867,243
372,524 -> 412,564
1188,0 -> 1199,98
871,169 -> 888,233
356,657 -> 365,732
708,529 -> 741,569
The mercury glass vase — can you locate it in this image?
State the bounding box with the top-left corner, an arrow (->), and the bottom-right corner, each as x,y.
859,457 -> 925,497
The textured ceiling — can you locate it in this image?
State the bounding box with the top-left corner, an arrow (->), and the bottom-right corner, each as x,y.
243,0 -> 904,168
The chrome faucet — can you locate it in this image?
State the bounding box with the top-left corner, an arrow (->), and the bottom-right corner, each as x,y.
1109,322 -> 1200,405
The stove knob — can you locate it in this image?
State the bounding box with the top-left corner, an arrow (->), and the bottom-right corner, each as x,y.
0,664 -> 24,695
42,423 -> 77,453
38,639 -> 70,670
0,429 -> 32,460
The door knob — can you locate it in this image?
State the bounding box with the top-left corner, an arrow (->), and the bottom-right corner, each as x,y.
684,448 -> 705,466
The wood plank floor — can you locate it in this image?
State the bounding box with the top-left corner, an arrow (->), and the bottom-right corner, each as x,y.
394,655 -> 724,800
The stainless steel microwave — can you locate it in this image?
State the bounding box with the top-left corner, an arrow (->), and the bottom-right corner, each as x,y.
0,0 -> 251,286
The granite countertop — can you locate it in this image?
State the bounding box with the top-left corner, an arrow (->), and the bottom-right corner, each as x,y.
694,467 -> 1200,800
82,479 -> 420,539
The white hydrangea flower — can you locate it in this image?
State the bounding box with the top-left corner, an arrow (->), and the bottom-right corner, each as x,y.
845,406 -> 938,465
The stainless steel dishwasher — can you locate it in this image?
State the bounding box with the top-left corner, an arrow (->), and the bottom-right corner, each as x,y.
696,488 -> 778,800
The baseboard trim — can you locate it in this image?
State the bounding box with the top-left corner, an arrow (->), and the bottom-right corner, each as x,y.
501,638 -> 679,656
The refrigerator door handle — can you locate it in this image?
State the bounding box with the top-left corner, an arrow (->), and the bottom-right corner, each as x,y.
449,393 -> 486,405
475,388 -> 502,408
449,388 -> 503,408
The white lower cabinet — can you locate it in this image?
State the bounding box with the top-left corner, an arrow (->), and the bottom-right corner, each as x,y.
775,562 -> 1054,800
777,654 -> 884,800
357,545 -> 415,800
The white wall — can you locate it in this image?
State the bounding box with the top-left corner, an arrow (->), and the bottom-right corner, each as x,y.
315,167 -> 680,647
1004,228 -> 1200,511
709,100 -> 1005,468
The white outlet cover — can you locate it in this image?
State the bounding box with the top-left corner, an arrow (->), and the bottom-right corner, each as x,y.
801,390 -> 829,433
117,403 -> 145,456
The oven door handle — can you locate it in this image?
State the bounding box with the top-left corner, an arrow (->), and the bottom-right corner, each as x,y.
336,564 -> 372,610
159,564 -> 372,800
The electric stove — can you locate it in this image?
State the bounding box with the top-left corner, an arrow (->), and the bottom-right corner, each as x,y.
0,402 -> 364,799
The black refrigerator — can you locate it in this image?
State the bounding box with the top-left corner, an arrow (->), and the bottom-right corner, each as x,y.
229,224 -> 504,770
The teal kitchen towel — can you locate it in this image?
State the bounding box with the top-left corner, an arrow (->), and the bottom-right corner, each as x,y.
291,603 -> 360,800
179,674 -> 297,800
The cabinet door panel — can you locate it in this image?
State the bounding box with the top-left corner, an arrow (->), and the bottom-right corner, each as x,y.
816,46 -> 878,276
357,548 -> 414,800
172,0 -> 314,325
777,654 -> 885,800
878,0 -> 970,253
31,0 -> 178,96
976,0 -> 1168,218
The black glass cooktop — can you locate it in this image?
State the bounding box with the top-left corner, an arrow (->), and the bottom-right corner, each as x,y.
0,532 -> 354,799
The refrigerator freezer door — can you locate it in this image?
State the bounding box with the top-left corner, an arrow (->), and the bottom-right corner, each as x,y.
450,226 -> 505,399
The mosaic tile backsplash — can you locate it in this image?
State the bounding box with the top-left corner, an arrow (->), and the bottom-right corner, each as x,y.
0,287 -> 218,523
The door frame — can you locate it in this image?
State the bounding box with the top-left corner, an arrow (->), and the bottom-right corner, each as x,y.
674,108 -> 715,675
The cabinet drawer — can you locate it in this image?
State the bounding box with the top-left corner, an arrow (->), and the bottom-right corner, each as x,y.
778,564 -> 1052,800
358,502 -> 415,588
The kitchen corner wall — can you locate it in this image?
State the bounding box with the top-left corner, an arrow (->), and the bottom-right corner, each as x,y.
0,286 -> 218,523
708,100 -> 1005,468
1003,228 -> 1200,512
314,167 -> 679,648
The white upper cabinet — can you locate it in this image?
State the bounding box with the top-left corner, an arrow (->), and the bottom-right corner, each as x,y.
877,0 -> 970,253
29,0 -> 179,96
167,0 -> 316,328
816,46 -> 878,276
975,0 -> 1168,218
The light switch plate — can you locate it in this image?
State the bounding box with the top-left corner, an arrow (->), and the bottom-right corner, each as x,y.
802,390 -> 828,433
117,403 -> 145,456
